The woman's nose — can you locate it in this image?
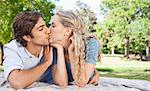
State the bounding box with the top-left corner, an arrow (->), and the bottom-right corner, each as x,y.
48,25 -> 51,29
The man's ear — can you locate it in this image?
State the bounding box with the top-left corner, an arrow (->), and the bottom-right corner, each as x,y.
22,35 -> 31,42
64,28 -> 73,36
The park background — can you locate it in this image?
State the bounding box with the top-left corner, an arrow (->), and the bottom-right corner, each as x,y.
0,0 -> 150,81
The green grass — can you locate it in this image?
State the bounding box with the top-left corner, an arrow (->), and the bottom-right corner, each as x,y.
97,67 -> 150,81
96,57 -> 150,81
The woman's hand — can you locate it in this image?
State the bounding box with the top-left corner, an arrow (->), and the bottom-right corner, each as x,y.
76,81 -> 86,87
68,36 -> 74,54
49,37 -> 63,49
89,69 -> 99,86
68,36 -> 75,61
68,37 -> 74,56
50,43 -> 63,49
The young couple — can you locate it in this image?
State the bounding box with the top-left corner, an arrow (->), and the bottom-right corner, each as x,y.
3,10 -> 100,89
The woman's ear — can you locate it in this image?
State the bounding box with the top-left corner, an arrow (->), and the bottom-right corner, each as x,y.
22,35 -> 31,42
64,28 -> 73,36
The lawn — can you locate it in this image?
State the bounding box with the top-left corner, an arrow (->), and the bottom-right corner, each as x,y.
96,55 -> 150,81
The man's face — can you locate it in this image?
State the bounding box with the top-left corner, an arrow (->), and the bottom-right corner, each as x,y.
48,15 -> 67,44
30,17 -> 50,46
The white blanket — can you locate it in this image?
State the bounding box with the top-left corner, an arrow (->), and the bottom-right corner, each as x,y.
0,72 -> 150,91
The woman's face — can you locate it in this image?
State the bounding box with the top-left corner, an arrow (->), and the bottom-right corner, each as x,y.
49,15 -> 67,44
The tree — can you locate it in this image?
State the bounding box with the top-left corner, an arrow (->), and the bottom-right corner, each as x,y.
0,0 -> 56,44
75,1 -> 97,32
98,0 -> 150,58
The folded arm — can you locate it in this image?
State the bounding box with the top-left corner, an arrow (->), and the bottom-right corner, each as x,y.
5,46 -> 53,89
68,38 -> 100,87
51,44 -> 68,87
8,61 -> 50,89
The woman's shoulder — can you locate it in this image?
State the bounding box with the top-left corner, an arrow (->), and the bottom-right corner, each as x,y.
86,38 -> 100,47
85,38 -> 100,64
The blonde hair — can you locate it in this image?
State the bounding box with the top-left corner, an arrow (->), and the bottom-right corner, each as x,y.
56,10 -> 101,82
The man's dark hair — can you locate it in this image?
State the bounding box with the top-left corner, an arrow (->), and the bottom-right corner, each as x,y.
13,11 -> 43,47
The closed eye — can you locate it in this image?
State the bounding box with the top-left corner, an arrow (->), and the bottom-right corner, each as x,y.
52,25 -> 55,28
39,27 -> 43,31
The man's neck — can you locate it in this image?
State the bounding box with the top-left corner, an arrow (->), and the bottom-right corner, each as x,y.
26,44 -> 42,57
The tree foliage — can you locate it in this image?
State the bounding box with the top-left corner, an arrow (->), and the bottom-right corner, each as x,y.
75,1 -> 97,32
0,0 -> 56,44
97,0 -> 150,54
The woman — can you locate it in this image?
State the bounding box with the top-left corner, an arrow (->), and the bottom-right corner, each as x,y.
49,10 -> 101,87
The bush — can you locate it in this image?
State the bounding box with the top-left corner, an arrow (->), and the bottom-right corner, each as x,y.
97,68 -> 113,72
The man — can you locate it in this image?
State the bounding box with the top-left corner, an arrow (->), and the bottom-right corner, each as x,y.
3,11 -> 53,89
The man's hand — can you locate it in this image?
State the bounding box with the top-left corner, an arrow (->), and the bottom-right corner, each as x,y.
43,46 -> 53,67
89,69 -> 99,86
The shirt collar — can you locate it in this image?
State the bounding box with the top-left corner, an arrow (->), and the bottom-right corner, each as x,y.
24,47 -> 43,59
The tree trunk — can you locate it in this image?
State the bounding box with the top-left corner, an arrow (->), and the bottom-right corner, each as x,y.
140,50 -> 143,60
0,42 -> 3,65
124,38 -> 129,58
146,46 -> 149,56
146,41 -> 149,56
111,47 -> 115,55
0,49 -> 2,65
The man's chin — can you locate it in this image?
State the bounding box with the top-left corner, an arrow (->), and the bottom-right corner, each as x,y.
43,42 -> 50,46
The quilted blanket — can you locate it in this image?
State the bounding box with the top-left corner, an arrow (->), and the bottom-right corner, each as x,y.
0,72 -> 150,91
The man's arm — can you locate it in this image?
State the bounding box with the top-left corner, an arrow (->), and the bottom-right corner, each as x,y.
8,46 -> 53,89
8,61 -> 50,89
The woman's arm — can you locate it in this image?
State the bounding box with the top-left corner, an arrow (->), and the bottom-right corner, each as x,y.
69,59 -> 95,87
68,38 -> 100,87
84,38 -> 100,85
77,63 -> 95,87
89,68 -> 100,85
51,44 -> 68,86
